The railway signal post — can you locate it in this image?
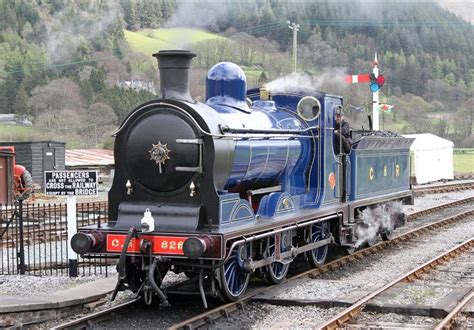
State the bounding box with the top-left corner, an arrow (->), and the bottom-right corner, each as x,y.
345,53 -> 385,130
372,53 -> 380,130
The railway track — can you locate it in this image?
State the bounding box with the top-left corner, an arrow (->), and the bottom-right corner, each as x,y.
12,195 -> 474,328
50,298 -> 142,330
169,204 -> 473,329
435,291 -> 473,330
319,238 -> 473,329
413,180 -> 474,195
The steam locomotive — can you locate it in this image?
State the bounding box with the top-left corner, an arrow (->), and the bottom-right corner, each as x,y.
71,50 -> 414,307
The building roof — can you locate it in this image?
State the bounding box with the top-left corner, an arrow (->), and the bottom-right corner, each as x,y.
402,133 -> 454,150
66,149 -> 114,167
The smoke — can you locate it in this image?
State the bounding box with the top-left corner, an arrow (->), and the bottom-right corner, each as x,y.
437,0 -> 474,24
354,201 -> 404,248
264,68 -> 349,94
264,72 -> 314,94
45,1 -> 123,61
163,1 -> 230,48
165,1 -> 230,29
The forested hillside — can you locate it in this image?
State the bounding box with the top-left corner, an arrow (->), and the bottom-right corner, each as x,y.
0,0 -> 472,147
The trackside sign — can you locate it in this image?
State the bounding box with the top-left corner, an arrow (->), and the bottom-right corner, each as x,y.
44,171 -> 98,196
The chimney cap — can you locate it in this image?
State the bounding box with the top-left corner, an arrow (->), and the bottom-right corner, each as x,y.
153,50 -> 196,69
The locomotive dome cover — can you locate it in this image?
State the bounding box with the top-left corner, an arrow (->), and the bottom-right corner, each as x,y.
206,62 -> 249,111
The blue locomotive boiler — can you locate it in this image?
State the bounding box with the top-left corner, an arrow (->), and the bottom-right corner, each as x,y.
71,50 -> 414,306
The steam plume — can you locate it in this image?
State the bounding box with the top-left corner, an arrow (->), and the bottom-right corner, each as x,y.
354,201 -> 404,248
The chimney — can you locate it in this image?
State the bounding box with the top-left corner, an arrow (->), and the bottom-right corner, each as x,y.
152,50 -> 196,102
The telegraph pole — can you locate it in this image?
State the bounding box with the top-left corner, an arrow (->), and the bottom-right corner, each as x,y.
287,21 -> 299,72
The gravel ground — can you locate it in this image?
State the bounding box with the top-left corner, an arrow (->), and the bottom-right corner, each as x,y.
273,215 -> 473,301
0,267 -> 187,297
421,251 -> 473,286
351,312 -> 439,328
0,273 -> 109,297
210,189 -> 474,328
453,313 -> 474,329
214,304 -> 347,328
0,185 -> 472,328
348,247 -> 473,328
1,189 -> 471,298
386,284 -> 453,305
404,189 -> 473,214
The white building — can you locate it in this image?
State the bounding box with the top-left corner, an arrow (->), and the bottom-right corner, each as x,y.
403,133 -> 454,184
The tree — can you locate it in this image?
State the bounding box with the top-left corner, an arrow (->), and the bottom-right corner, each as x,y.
35,108 -> 88,147
87,102 -> 117,126
28,78 -> 85,118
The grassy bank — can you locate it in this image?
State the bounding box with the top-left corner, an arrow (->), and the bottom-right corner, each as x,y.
124,28 -> 223,55
0,123 -> 39,142
454,149 -> 474,173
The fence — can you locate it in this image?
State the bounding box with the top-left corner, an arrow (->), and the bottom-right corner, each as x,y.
0,199 -> 112,277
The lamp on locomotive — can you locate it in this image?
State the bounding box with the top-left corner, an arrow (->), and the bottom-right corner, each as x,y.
140,208 -> 155,232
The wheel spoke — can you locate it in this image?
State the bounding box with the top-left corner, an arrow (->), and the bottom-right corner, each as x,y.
306,221 -> 329,268
220,244 -> 250,299
261,234 -> 290,284
229,272 -> 236,292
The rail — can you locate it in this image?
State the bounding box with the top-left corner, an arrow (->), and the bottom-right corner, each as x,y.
50,298 -> 142,329
434,291 -> 473,330
319,237 -> 473,329
169,204 -> 473,329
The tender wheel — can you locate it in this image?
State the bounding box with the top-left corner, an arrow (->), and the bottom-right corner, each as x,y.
305,221 -> 330,268
218,244 -> 251,302
380,229 -> 394,241
345,246 -> 357,255
366,235 -> 377,247
261,234 -> 290,285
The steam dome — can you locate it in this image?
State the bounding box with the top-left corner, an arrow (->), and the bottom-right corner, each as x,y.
206,62 -> 248,109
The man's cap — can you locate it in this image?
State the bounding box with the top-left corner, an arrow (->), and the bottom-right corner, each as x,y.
335,106 -> 344,115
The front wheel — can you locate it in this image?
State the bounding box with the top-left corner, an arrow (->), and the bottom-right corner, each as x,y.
218,244 -> 251,302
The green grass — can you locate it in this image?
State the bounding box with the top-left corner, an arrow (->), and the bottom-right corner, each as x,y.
125,28 -> 224,55
124,30 -> 172,55
0,123 -> 40,141
454,150 -> 474,173
379,121 -> 406,132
